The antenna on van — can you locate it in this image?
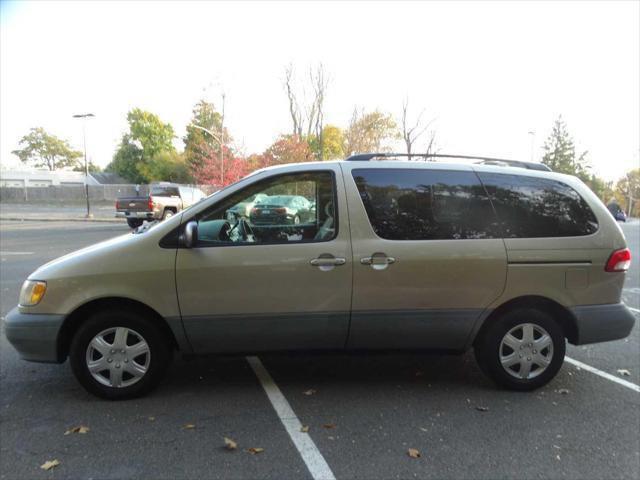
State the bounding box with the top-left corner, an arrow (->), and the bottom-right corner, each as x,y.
344,153 -> 552,172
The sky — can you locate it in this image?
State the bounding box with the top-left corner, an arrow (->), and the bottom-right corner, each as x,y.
1,0 -> 638,182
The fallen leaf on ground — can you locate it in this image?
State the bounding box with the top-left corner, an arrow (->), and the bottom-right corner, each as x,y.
617,369 -> 631,377
64,425 -> 89,435
302,389 -> 316,396
419,427 -> 428,432
40,460 -> 60,471
224,437 -> 238,450
300,425 -> 310,433
408,448 -> 421,458
475,406 -> 489,412
183,424 -> 196,429
148,417 -> 155,421
322,423 -> 336,429
247,447 -> 264,455
558,388 -> 570,395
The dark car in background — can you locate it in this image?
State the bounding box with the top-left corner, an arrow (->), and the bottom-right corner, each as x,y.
226,193 -> 269,220
249,195 -> 313,225
607,201 -> 627,222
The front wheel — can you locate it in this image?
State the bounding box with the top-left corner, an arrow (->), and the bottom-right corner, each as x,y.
69,310 -> 172,400
474,308 -> 565,391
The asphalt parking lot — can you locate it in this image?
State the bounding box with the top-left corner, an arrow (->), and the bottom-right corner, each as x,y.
1,220 -> 638,480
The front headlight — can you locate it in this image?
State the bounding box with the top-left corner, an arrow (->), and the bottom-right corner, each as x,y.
19,280 -> 47,307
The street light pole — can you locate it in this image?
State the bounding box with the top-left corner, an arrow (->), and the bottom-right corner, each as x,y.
527,131 -> 536,162
73,113 -> 95,218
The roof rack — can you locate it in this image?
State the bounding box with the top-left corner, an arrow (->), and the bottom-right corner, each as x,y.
344,153 -> 552,172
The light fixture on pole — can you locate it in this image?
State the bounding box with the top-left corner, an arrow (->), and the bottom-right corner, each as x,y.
72,113 -> 95,218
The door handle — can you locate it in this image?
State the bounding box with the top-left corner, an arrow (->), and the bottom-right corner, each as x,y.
360,253 -> 396,270
310,257 -> 346,267
360,256 -> 396,265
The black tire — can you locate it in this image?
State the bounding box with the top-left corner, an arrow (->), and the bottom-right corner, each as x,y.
162,209 -> 175,220
474,308 -> 565,391
126,218 -> 143,229
69,309 -> 172,400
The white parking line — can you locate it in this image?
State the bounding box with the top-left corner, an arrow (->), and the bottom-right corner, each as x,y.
0,251 -> 34,255
565,357 -> 640,393
247,356 -> 336,480
628,306 -> 640,314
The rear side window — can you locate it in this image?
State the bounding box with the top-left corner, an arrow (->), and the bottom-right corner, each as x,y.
151,186 -> 180,197
352,169 -> 500,240
477,173 -> 598,238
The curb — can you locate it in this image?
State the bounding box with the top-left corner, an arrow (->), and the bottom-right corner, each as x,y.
0,216 -> 123,224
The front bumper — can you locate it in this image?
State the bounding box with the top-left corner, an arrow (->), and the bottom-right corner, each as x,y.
4,307 -> 65,363
571,303 -> 636,345
115,211 -> 155,219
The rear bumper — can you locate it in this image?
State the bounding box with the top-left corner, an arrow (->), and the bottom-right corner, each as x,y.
4,307 -> 65,363
571,303 -> 636,345
115,211 -> 155,219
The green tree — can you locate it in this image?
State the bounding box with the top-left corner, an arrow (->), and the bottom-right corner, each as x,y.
184,100 -> 225,169
138,151 -> 192,183
615,169 -> 640,216
107,109 -> 176,183
344,109 -> 399,156
541,116 -> 590,178
108,140 -> 145,183
12,127 -> 82,171
309,125 -> 345,160
72,161 -> 102,173
582,174 -> 611,202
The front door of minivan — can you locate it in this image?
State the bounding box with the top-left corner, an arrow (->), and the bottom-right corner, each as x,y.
175,166 -> 352,353
343,164 -> 507,350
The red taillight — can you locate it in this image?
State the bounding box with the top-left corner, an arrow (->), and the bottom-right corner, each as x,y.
148,196 -> 154,210
115,200 -> 120,210
605,248 -> 631,272
251,207 -> 259,215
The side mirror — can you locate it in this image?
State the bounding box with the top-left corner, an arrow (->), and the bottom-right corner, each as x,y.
181,220 -> 198,248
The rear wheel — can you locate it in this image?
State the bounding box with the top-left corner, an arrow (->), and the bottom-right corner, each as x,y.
474,308 -> 565,391
69,310 -> 172,400
162,209 -> 175,220
126,218 -> 143,229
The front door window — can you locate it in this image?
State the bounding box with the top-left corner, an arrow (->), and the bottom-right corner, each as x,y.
195,171 -> 337,245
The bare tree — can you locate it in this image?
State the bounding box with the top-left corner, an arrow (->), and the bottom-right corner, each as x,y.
424,129 -> 438,159
309,64 -> 328,159
284,64 -> 303,137
401,97 -> 435,160
283,63 -> 329,159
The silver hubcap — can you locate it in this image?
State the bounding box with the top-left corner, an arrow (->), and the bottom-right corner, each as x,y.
499,323 -> 553,380
86,327 -> 151,388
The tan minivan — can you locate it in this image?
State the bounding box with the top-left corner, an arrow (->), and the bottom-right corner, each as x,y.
5,154 -> 635,399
